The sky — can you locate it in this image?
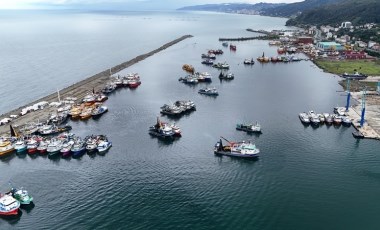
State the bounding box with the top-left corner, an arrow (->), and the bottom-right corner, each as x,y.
0,0 -> 303,10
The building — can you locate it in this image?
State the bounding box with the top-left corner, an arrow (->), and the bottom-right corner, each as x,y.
344,50 -> 367,59
368,41 -> 377,48
341,22 -> 352,28
297,36 -> 313,44
317,42 -> 344,51
355,41 -> 367,48
320,25 -> 334,33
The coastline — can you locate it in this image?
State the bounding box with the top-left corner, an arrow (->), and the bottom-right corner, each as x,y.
0,34 -> 193,136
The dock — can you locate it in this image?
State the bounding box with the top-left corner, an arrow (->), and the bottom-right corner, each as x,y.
345,91 -> 380,140
0,35 -> 193,136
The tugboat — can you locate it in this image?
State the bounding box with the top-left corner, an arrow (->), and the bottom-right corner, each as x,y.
243,58 -> 255,65
214,137 -> 260,159
0,194 -> 20,216
198,87 -> 219,96
298,112 -> 310,124
8,187 -> 33,205
236,122 -> 262,133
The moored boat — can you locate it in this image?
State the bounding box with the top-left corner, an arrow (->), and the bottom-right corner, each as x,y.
91,105 -> 108,118
243,58 -> 255,65
308,111 -> 320,126
47,139 -> 63,158
201,59 -> 214,65
13,140 -> 27,153
236,122 -> 262,133
214,137 -> 260,158
219,72 -> 234,80
26,139 -> 39,155
60,140 -> 74,157
71,138 -> 86,158
0,194 -> 20,216
149,118 -> 175,139
198,87 -> 219,96
8,187 -> 33,205
37,140 -> 48,155
212,62 -> 230,69
97,140 -> 112,153
333,115 -> 342,125
299,112 -> 310,124
342,116 -> 352,126
0,140 -> 15,157
352,130 -> 364,139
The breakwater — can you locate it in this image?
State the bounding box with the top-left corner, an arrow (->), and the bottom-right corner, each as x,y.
0,35 -> 193,135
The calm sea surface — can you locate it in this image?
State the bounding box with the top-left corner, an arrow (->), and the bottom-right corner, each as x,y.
1,10 -> 380,230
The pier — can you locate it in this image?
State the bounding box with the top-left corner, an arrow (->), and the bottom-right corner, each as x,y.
0,35 -> 193,136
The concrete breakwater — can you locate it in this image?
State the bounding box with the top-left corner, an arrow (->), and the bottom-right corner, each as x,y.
0,35 -> 193,135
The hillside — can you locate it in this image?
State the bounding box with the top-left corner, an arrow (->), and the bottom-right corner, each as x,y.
261,0 -> 344,17
177,3 -> 285,13
286,0 -> 380,26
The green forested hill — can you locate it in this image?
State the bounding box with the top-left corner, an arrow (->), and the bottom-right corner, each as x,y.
285,0 -> 380,26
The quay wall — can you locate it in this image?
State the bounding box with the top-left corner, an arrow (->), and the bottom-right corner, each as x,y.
0,35 -> 193,135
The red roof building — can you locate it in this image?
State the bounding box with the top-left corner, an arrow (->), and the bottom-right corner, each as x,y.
344,50 -> 367,59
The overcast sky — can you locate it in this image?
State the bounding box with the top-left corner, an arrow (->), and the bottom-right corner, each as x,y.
0,0 -> 303,10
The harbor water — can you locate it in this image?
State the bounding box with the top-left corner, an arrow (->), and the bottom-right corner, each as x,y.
1,11 -> 380,230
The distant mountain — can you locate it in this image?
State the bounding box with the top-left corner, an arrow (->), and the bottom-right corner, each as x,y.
285,0 -> 380,26
177,3 -> 285,14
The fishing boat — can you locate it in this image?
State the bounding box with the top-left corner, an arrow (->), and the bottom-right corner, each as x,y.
80,107 -> 93,120
201,53 -> 216,59
0,140 -> 15,157
333,115 -> 342,125
8,187 -> 33,205
236,122 -> 262,133
174,100 -> 196,112
95,94 -> 108,102
257,52 -> 270,63
92,105 -> 108,118
101,83 -> 117,94
47,139 -> 63,158
13,140 -> 27,153
60,140 -> 74,157
243,58 -> 255,65
318,114 -> 325,123
196,72 -> 212,82
149,118 -> 175,139
198,87 -> 219,96
85,137 -> 98,153
342,116 -> 352,126
212,62 -> 230,69
71,138 -> 86,158
0,194 -> 20,216
214,137 -> 260,158
160,104 -> 184,116
308,111 -> 320,126
201,59 -> 214,65
97,140 -> 112,153
209,49 -> 223,55
26,139 -> 39,155
219,72 -> 234,80
298,112 -> 310,124
341,72 -> 368,80
179,75 -> 198,84
37,140 -> 48,155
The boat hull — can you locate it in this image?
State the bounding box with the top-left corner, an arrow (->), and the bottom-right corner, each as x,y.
0,208 -> 19,216
214,150 -> 259,158
72,148 -> 86,158
236,127 -> 262,133
0,148 -> 15,157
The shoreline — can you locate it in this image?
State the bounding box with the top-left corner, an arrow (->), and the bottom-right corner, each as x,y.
0,35 -> 193,135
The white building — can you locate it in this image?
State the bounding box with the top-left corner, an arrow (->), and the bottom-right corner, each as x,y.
341,22 -> 352,28
368,41 -> 377,48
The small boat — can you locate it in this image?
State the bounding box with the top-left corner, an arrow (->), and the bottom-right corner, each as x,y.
201,53 -> 216,59
0,194 -> 20,216
243,58 -> 255,65
97,140 -> 112,153
13,140 -> 27,153
236,122 -> 262,133
257,52 -> 270,63
229,44 -> 236,51
208,49 -> 223,55
214,137 -> 259,158
95,94 -> 108,102
352,130 -> 364,139
325,115 -> 333,125
8,187 -> 33,205
174,100 -> 196,112
85,137 -> 98,154
198,87 -> 219,96
101,83 -> 117,94
82,93 -> 96,105
92,105 -> 108,118
160,104 -> 184,116
201,59 -> 214,65
318,114 -> 325,123
179,75 -> 198,84
299,112 -> 310,124
71,138 -> 86,158
196,72 -> 212,82
80,107 -> 93,120
222,42 -> 228,47
342,116 -> 352,126
0,140 -> 15,157
334,107 -> 346,116
37,140 -> 48,155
